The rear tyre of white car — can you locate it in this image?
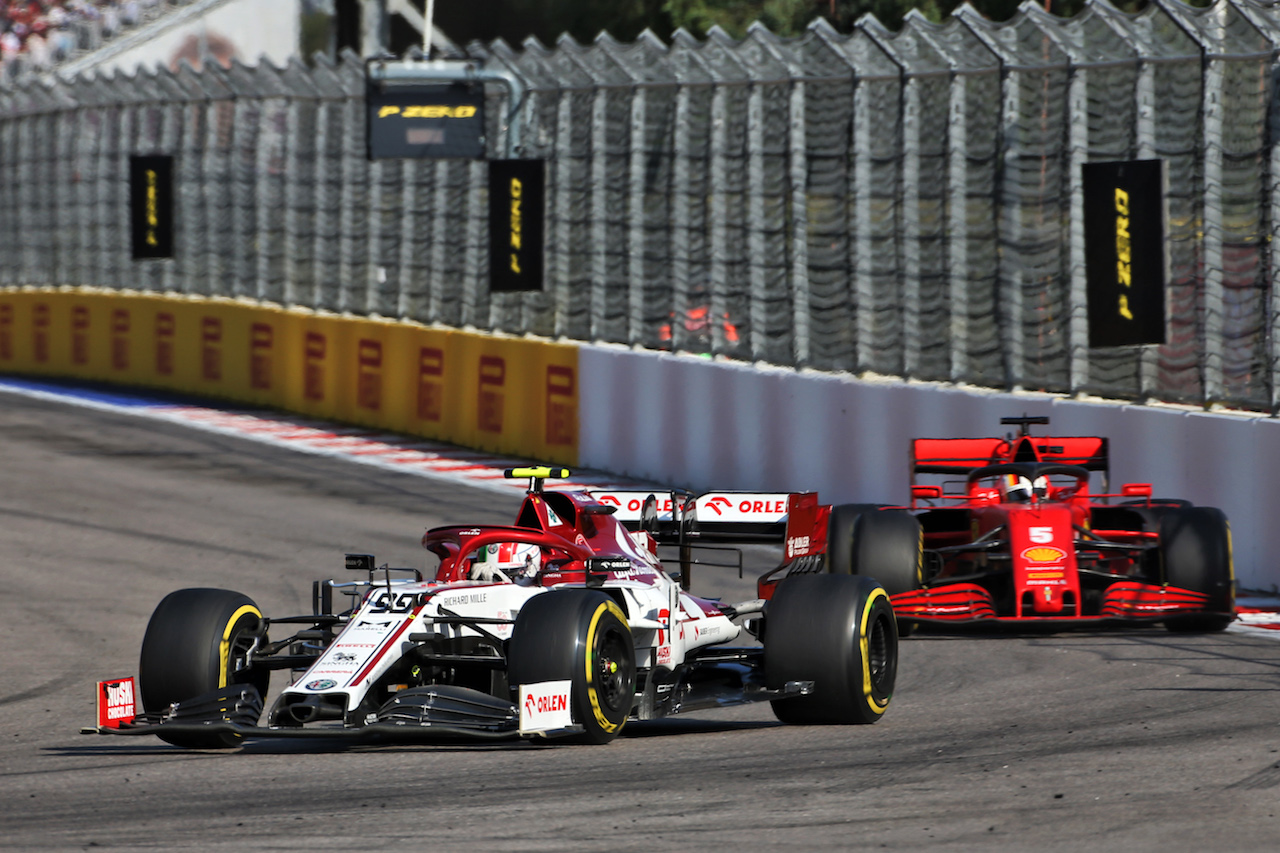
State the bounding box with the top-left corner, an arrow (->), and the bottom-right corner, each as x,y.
765,574 -> 898,725
1160,507 -> 1234,633
508,590 -> 636,744
138,588 -> 269,748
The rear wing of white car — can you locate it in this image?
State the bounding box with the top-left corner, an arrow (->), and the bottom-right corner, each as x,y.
588,490 -> 829,559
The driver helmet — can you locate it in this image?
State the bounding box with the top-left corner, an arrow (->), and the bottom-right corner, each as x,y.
1000,474 -> 1035,503
471,541 -> 541,583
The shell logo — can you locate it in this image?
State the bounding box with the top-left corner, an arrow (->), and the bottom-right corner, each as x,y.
1022,546 -> 1067,564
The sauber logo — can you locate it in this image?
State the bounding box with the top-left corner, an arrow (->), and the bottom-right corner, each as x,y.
1022,546 -> 1067,564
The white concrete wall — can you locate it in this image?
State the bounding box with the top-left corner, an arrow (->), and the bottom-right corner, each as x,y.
578,344 -> 1280,593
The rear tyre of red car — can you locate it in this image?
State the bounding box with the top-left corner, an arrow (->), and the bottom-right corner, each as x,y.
827,505 -> 923,635
138,588 -> 270,748
1159,507 -> 1235,632
508,590 -> 636,744
827,505 -> 923,596
765,574 -> 897,725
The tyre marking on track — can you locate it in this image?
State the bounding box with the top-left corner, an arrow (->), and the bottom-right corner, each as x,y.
219,605 -> 262,688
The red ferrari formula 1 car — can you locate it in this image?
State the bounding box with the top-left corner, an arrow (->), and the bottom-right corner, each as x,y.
760,416 -> 1235,632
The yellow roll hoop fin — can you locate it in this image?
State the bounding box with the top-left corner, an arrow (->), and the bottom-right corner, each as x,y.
504,466 -> 571,480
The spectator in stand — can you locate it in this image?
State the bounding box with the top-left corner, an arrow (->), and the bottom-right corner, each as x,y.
1,0 -> 168,75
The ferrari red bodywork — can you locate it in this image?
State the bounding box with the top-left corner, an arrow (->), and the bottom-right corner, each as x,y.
815,417 -> 1234,631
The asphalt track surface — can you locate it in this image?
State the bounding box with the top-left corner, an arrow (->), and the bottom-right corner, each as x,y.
3,391 -> 1280,852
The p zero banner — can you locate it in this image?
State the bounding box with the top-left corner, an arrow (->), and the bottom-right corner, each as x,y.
129,155 -> 174,259
1083,159 -> 1166,348
366,80 -> 484,160
488,159 -> 546,293
0,290 -> 579,465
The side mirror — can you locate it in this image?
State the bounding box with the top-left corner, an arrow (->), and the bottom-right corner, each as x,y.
1121,483 -> 1153,498
911,485 -> 943,505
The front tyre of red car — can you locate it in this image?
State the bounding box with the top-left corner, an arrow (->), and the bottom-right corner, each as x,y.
1160,507 -> 1235,633
138,588 -> 270,748
508,590 -> 636,744
765,574 -> 898,725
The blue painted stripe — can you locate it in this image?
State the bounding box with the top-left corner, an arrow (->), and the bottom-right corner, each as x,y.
0,376 -> 222,410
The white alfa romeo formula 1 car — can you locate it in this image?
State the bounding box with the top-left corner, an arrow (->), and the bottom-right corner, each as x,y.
88,468 -> 898,747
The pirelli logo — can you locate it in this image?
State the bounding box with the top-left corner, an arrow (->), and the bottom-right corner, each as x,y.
1084,160 -> 1166,348
376,105 -> 477,119
366,80 -> 484,160
129,155 -> 173,259
489,160 -> 545,293
1113,187 -> 1139,324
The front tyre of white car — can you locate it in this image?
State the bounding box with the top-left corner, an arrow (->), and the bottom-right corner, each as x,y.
508,590 -> 635,744
138,587 -> 270,748
765,574 -> 898,725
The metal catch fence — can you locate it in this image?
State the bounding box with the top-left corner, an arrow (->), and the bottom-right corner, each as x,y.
2,0 -> 1280,410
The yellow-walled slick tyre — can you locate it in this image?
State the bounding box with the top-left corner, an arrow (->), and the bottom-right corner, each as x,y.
508,590 -> 636,744
138,588 -> 270,748
765,574 -> 898,725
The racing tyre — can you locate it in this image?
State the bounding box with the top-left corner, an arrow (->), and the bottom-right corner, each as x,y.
765,574 -> 898,725
827,505 -> 923,636
138,588 -> 270,748
825,504 -> 884,577
508,590 -> 636,744
827,505 -> 923,596
1159,507 -> 1234,633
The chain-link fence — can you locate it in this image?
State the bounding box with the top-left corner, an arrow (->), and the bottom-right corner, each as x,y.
3,0 -> 1280,410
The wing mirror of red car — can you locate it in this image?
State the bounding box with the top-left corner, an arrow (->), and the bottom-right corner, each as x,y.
1121,483 -> 1153,498
911,485 -> 943,505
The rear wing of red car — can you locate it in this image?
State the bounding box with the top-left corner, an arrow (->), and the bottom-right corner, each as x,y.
911,436 -> 1109,482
